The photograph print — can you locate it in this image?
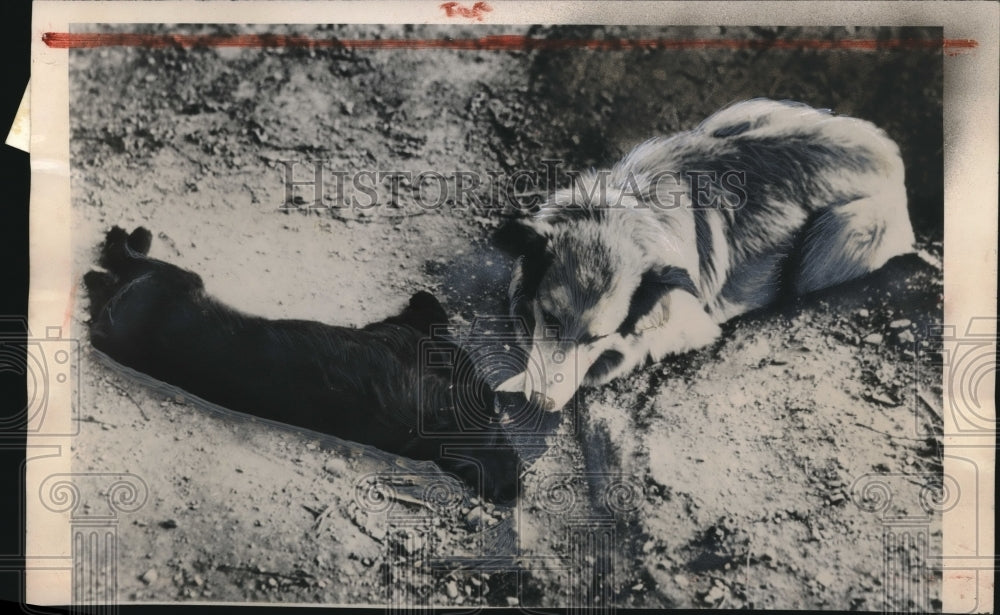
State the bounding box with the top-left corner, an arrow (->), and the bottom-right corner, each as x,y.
63,22 -> 947,610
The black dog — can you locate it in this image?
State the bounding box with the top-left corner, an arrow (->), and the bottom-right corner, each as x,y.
83,226 -> 520,502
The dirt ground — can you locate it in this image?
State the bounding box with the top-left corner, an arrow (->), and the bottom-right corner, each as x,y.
68,25 -> 945,609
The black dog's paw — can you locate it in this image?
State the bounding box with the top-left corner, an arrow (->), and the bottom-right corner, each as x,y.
82,270 -> 118,320
126,227 -> 152,255
98,226 -> 153,272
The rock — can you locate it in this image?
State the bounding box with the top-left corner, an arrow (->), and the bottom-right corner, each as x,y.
400,532 -> 424,555
464,506 -> 490,530
673,573 -> 689,587
863,334 -> 883,345
856,309 -> 870,318
268,577 -> 278,587
889,319 -> 911,329
897,330 -> 916,344
160,519 -> 178,529
700,583 -> 726,605
446,580 -> 459,599
506,596 -> 520,607
140,568 -> 158,585
865,392 -> 899,407
815,570 -> 836,587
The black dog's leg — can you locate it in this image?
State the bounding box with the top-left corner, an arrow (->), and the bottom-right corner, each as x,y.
97,226 -> 152,273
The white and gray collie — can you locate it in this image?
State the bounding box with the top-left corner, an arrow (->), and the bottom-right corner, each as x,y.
495,99 -> 915,411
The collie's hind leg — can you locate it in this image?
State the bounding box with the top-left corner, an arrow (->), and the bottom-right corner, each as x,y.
794,191 -> 915,295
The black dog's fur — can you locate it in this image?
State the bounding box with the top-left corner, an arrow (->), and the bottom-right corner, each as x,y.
83,227 -> 520,502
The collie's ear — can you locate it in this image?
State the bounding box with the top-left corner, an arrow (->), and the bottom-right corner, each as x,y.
654,265 -> 698,297
493,219 -> 550,258
618,266 -> 699,335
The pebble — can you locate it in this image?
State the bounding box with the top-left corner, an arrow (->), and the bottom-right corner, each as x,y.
856,309 -> 870,318
701,584 -> 726,604
815,570 -> 836,587
160,519 -> 178,529
506,597 -> 520,607
863,333 -> 883,345
400,533 -> 424,555
898,330 -> 916,344
140,568 -> 158,585
889,319 -> 912,329
268,577 -> 278,587
866,392 -> 899,407
464,506 -> 490,530
445,580 -> 459,599
673,573 -> 688,587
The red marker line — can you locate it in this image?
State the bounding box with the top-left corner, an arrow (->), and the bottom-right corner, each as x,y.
42,32 -> 977,54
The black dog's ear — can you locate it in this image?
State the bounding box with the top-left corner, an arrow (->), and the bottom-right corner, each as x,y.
618,266 -> 699,336
387,291 -> 449,336
493,219 -> 549,258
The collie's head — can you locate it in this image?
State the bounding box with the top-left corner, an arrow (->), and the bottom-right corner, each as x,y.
494,214 -> 698,411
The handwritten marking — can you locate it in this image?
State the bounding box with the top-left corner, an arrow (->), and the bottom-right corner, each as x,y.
440,1 -> 493,21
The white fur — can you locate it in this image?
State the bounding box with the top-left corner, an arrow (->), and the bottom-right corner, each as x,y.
505,99 -> 916,411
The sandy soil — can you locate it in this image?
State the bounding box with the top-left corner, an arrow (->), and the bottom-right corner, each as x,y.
68,25 -> 945,609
